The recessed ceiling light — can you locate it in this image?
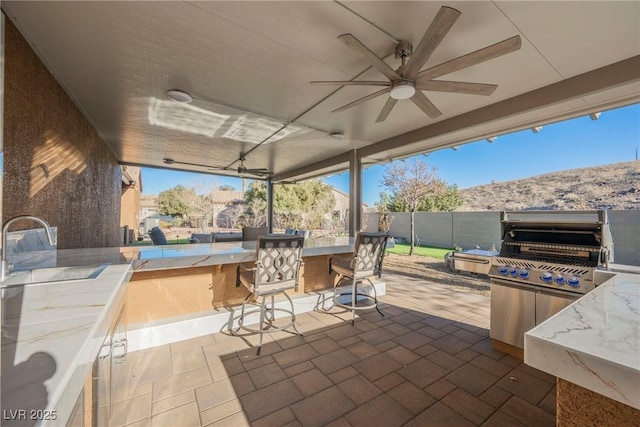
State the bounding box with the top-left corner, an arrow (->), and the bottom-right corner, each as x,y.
329,132 -> 344,141
167,90 -> 193,103
162,158 -> 175,164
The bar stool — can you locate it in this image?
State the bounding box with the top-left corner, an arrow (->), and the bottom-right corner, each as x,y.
329,232 -> 389,325
233,235 -> 305,354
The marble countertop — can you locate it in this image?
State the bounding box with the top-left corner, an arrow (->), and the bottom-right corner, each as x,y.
10,236 -> 356,273
0,236 -> 354,424
524,268 -> 640,409
1,263 -> 133,426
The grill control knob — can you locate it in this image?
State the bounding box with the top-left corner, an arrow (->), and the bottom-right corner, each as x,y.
509,267 -> 518,277
517,268 -> 529,279
540,272 -> 553,282
554,274 -> 565,284
498,265 -> 508,275
567,276 -> 580,287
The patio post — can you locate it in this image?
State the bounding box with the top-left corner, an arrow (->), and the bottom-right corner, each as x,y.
348,149 -> 362,237
265,178 -> 273,233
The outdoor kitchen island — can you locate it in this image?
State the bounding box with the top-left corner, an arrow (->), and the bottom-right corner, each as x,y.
2,236 -> 367,425
124,236 -> 359,338
525,265 -> 640,426
11,236 -> 366,351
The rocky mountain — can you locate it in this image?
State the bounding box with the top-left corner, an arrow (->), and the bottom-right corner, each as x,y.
457,161 -> 640,211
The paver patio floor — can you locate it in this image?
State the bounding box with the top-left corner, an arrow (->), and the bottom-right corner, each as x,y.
113,273 -> 556,426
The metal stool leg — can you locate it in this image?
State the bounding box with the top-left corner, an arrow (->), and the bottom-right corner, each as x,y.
232,294 -> 251,335
257,296 -> 266,355
351,277 -> 357,326
368,278 -> 385,318
284,291 -> 303,336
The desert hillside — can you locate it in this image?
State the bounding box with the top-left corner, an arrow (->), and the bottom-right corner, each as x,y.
457,161 -> 640,211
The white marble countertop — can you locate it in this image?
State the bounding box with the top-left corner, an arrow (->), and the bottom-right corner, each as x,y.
0,237 -> 354,424
9,236 -> 355,273
524,269 -> 640,409
1,263 -> 133,426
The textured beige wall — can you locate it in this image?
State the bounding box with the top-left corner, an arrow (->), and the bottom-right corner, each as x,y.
121,185 -> 141,239
2,18 -> 121,249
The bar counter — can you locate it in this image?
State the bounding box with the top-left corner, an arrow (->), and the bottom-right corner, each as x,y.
10,236 -> 355,272
9,236 -> 356,326
127,237 -> 355,325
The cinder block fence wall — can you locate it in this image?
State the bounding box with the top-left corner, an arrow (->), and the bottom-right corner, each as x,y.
363,211 -> 640,266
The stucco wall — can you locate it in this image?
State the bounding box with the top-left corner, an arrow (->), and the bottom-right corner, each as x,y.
121,186 -> 141,241
3,18 -> 122,249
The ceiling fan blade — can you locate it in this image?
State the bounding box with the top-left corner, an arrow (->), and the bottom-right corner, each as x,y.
311,80 -> 391,86
417,35 -> 522,81
208,166 -> 234,173
376,97 -> 398,123
338,34 -> 402,81
402,6 -> 461,79
411,91 -> 442,119
416,80 -> 498,95
332,87 -> 391,113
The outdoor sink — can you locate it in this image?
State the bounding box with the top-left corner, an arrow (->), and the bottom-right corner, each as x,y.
0,263 -> 110,287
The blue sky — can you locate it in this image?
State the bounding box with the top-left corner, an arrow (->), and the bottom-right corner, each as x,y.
142,103 -> 639,205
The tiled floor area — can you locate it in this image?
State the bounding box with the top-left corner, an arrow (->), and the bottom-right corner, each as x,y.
113,273 -> 557,426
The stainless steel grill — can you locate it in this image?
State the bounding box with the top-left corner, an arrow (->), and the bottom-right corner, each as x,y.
488,210 -> 613,295
488,210 -> 614,350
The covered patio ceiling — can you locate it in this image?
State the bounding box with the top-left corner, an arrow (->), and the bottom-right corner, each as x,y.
3,1 -> 639,183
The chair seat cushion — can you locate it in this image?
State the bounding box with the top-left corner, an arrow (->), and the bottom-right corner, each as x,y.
330,262 -> 374,280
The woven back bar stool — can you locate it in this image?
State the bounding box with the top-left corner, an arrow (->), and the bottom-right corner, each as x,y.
329,232 -> 388,325
233,235 -> 305,354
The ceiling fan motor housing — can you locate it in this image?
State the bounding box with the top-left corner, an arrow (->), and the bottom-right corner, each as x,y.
395,41 -> 413,59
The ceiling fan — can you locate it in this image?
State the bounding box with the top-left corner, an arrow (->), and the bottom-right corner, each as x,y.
232,155 -> 271,176
162,155 -> 271,177
311,6 -> 522,123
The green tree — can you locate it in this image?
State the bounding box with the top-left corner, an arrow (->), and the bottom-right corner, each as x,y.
418,184 -> 463,212
381,160 -> 446,255
218,184 -> 236,191
243,182 -> 268,227
157,185 -> 193,218
243,180 -> 335,229
388,184 -> 463,213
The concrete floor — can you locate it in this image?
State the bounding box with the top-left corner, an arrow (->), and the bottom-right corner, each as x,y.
111,273 -> 556,426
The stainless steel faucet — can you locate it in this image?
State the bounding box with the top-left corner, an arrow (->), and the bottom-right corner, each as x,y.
1,215 -> 56,281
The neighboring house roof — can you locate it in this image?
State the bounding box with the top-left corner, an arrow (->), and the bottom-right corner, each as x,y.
121,165 -> 142,191
212,190 -> 244,204
331,187 -> 368,208
140,194 -> 158,209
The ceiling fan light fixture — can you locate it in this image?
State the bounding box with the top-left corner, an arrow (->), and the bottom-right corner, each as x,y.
390,80 -> 416,100
167,89 -> 193,104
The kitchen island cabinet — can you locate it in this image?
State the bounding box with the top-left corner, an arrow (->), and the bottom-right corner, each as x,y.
0,264 -> 132,426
